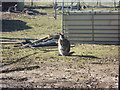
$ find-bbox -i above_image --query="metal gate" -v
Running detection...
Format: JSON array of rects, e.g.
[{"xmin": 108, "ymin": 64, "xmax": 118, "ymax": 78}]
[{"xmin": 63, "ymin": 11, "xmax": 120, "ymax": 44}]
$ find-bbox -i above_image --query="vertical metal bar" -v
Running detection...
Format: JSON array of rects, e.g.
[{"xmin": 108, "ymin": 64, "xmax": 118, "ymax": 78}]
[
  {"xmin": 31, "ymin": 0, "xmax": 33, "ymax": 7},
  {"xmin": 119, "ymin": 1, "xmax": 120, "ymax": 7},
  {"xmin": 0, "ymin": 1, "xmax": 2, "ymax": 33},
  {"xmin": 92, "ymin": 9, "xmax": 94, "ymax": 41},
  {"xmin": 62, "ymin": 0, "xmax": 64, "ymax": 34},
  {"xmin": 0, "ymin": 1, "xmax": 2, "ymax": 69},
  {"xmin": 54, "ymin": 0, "xmax": 57, "ymax": 20},
  {"xmin": 118, "ymin": 8, "xmax": 120, "ymax": 44},
  {"xmin": 114, "ymin": 0, "xmax": 116, "ymax": 8}
]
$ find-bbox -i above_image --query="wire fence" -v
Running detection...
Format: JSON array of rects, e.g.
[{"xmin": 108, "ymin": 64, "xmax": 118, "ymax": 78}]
[{"xmin": 24, "ymin": 0, "xmax": 119, "ymax": 8}]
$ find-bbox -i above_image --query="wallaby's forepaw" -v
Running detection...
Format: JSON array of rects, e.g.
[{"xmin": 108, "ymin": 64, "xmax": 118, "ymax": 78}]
[{"xmin": 69, "ymin": 51, "xmax": 75, "ymax": 55}]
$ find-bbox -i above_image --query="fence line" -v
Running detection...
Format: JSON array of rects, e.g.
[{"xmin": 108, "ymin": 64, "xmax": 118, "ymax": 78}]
[{"xmin": 63, "ymin": 11, "xmax": 120, "ymax": 44}]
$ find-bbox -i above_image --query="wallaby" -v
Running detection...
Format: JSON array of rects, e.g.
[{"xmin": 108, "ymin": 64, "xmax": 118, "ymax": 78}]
[
  {"xmin": 58, "ymin": 33, "xmax": 74, "ymax": 56},
  {"xmin": 8, "ymin": 4, "xmax": 17, "ymax": 12}
]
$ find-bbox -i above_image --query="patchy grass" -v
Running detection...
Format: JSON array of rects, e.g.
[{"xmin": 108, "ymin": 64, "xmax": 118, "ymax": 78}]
[
  {"xmin": 1, "ymin": 7, "xmax": 119, "ymax": 88},
  {"xmin": 1, "ymin": 43, "xmax": 119, "ymax": 70},
  {"xmin": 1, "ymin": 42, "xmax": 119, "ymax": 88},
  {"xmin": 2, "ymin": 11, "xmax": 61, "ymax": 38}
]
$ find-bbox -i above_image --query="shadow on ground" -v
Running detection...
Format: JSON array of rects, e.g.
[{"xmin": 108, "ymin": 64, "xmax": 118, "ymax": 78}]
[
  {"xmin": 0, "ymin": 66, "xmax": 40, "ymax": 73},
  {"xmin": 70, "ymin": 55, "xmax": 101, "ymax": 59},
  {"xmin": 2, "ymin": 20, "xmax": 32, "ymax": 32},
  {"xmin": 1, "ymin": 52, "xmax": 39, "ymax": 67}
]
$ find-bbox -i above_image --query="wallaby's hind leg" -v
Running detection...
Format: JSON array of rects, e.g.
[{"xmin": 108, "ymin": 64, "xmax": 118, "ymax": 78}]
[
  {"xmin": 58, "ymin": 54, "xmax": 62, "ymax": 56},
  {"xmin": 58, "ymin": 52, "xmax": 75, "ymax": 56}
]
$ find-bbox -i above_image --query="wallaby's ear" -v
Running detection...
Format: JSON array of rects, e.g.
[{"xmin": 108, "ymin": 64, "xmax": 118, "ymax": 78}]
[
  {"xmin": 58, "ymin": 33, "xmax": 61, "ymax": 35},
  {"xmin": 57, "ymin": 32, "xmax": 64, "ymax": 35},
  {"xmin": 15, "ymin": 4, "xmax": 17, "ymax": 6}
]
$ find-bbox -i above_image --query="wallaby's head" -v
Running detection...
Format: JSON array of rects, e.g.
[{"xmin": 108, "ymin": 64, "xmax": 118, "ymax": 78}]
[{"xmin": 59, "ymin": 33, "xmax": 64, "ymax": 40}]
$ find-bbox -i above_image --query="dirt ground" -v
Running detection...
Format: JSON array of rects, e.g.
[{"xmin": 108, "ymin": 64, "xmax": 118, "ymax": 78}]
[
  {"xmin": 1, "ymin": 11, "xmax": 119, "ymax": 89},
  {"xmin": 0, "ymin": 44, "xmax": 119, "ymax": 89},
  {"xmin": 0, "ymin": 59, "xmax": 119, "ymax": 88}
]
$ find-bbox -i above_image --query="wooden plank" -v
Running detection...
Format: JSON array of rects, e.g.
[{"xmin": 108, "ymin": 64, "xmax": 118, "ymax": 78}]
[
  {"xmin": 21, "ymin": 34, "xmax": 59, "ymax": 48},
  {"xmin": 21, "ymin": 36, "xmax": 50, "ymax": 48},
  {"xmin": 0, "ymin": 42, "xmax": 20, "ymax": 44}
]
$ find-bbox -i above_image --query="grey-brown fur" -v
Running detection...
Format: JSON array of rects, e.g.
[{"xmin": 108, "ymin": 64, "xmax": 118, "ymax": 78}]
[{"xmin": 58, "ymin": 34, "xmax": 70, "ymax": 56}]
